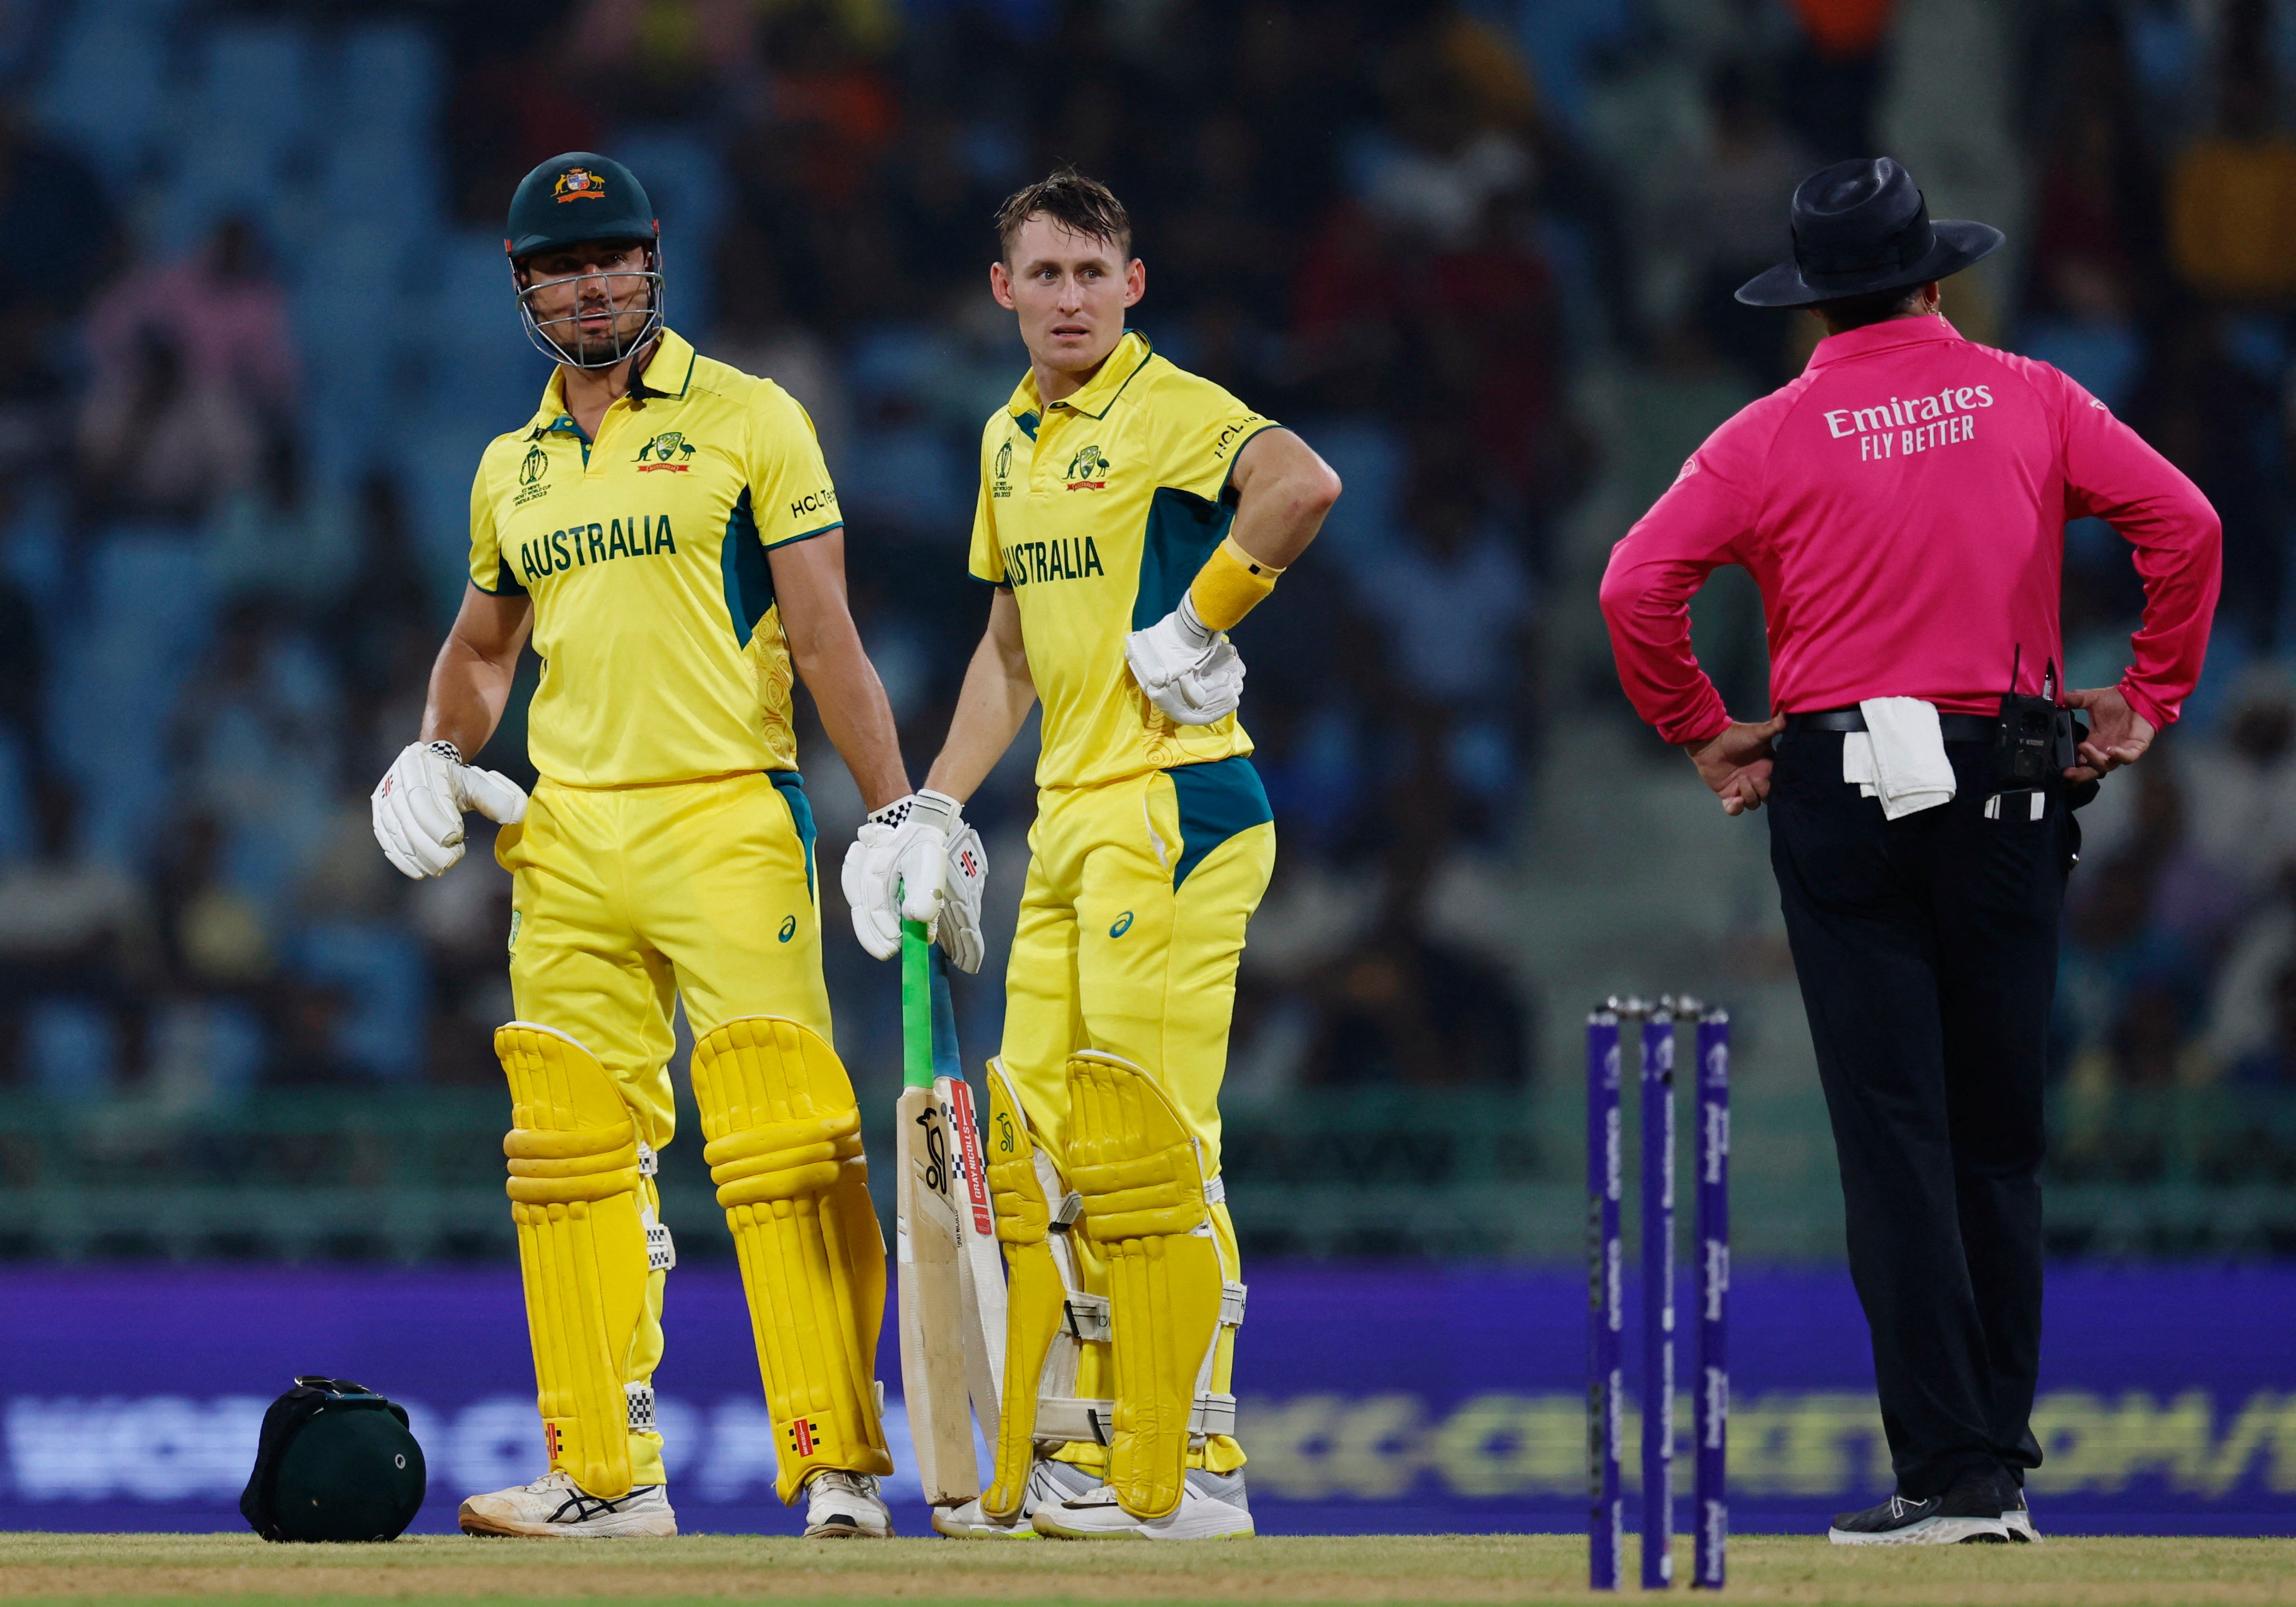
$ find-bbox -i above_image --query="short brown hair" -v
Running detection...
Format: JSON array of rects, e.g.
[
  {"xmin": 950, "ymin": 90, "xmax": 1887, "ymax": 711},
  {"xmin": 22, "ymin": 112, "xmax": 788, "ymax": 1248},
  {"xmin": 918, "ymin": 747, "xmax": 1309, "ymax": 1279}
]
[{"xmin": 994, "ymin": 167, "xmax": 1132, "ymax": 262}]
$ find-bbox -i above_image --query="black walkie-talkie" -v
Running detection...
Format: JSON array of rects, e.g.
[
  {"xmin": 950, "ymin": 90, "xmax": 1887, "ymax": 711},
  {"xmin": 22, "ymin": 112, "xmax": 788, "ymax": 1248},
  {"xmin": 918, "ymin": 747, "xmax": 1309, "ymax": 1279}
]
[{"xmin": 1999, "ymin": 649, "xmax": 2056, "ymax": 786}]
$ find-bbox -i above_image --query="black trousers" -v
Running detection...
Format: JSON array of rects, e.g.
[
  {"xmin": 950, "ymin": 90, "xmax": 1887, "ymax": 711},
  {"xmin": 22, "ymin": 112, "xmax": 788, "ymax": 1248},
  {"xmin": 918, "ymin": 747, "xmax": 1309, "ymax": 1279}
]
[{"xmin": 1767, "ymin": 728, "xmax": 2065, "ymax": 1498}]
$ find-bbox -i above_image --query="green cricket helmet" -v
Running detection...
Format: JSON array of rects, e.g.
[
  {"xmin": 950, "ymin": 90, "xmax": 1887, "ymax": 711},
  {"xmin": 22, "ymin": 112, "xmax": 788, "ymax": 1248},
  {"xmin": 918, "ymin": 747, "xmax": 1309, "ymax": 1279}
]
[
  {"xmin": 505, "ymin": 152, "xmax": 664, "ymax": 370},
  {"xmin": 241, "ymin": 1376, "xmax": 426, "ymax": 1543}
]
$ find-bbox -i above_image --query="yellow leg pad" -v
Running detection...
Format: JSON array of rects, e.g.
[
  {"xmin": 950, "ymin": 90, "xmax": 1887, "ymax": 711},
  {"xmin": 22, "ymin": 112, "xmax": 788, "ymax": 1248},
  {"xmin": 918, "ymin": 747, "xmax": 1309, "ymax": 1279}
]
[
  {"xmin": 497, "ymin": 1023, "xmax": 649, "ymax": 1501},
  {"xmin": 1066, "ymin": 1051, "xmax": 1224, "ymax": 1522},
  {"xmin": 983, "ymin": 1062, "xmax": 1067, "ymax": 1522},
  {"xmin": 691, "ymin": 1015, "xmax": 891, "ymax": 1505}
]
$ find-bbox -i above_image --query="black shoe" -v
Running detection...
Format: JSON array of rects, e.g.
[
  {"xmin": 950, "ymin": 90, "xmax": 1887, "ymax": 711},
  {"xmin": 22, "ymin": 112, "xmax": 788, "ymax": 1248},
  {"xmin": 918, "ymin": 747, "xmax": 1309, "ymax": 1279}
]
[
  {"xmin": 1999, "ymin": 1477, "xmax": 2039, "ymax": 1544},
  {"xmin": 1829, "ymin": 1471, "xmax": 2011, "ymax": 1546}
]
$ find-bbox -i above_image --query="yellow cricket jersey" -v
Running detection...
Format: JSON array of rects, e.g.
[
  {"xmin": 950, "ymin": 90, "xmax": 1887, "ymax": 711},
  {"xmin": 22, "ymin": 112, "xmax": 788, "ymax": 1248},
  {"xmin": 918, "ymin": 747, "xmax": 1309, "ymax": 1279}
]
[
  {"xmin": 468, "ymin": 329, "xmax": 843, "ymax": 787},
  {"xmin": 967, "ymin": 332, "xmax": 1277, "ymax": 790}
]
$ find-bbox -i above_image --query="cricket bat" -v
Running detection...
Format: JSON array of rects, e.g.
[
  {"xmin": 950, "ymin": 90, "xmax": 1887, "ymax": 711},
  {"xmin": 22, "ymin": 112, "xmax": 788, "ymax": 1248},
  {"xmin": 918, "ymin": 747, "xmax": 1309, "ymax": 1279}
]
[
  {"xmin": 932, "ymin": 964, "xmax": 1007, "ymax": 1432},
  {"xmin": 896, "ymin": 917, "xmax": 978, "ymax": 1506}
]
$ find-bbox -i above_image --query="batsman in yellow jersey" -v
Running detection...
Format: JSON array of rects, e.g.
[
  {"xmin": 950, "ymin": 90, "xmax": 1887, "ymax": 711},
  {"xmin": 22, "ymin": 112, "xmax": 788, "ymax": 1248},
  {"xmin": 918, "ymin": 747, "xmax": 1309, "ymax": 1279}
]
[
  {"xmin": 368, "ymin": 153, "xmax": 976, "ymax": 1540},
  {"xmin": 918, "ymin": 169, "xmax": 1342, "ymax": 1540}
]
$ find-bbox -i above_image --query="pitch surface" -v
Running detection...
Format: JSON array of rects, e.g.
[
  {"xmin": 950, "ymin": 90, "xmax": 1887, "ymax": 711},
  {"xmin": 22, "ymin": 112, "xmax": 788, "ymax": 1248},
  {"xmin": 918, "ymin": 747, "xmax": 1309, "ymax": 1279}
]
[{"xmin": 3, "ymin": 1533, "xmax": 2292, "ymax": 1605}]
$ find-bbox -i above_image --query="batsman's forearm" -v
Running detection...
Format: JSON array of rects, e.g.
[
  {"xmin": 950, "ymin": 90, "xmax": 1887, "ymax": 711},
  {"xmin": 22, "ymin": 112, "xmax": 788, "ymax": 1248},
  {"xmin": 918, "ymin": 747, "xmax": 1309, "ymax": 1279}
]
[
  {"xmin": 420, "ymin": 637, "xmax": 518, "ymax": 759},
  {"xmin": 925, "ymin": 635, "xmax": 1035, "ymax": 803},
  {"xmin": 797, "ymin": 635, "xmax": 911, "ymax": 813}
]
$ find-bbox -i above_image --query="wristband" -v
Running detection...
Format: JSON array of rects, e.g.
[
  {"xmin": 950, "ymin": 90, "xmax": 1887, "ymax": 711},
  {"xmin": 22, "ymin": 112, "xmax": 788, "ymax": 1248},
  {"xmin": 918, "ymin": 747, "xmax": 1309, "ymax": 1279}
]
[
  {"xmin": 1187, "ymin": 536, "xmax": 1283, "ymax": 632},
  {"xmin": 426, "ymin": 740, "xmax": 464, "ymax": 766}
]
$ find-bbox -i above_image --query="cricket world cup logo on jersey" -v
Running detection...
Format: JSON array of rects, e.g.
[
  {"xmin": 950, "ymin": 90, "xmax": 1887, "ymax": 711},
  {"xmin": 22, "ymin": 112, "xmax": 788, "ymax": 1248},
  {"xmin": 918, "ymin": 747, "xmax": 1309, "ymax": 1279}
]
[
  {"xmin": 991, "ymin": 438, "xmax": 1015, "ymax": 499},
  {"xmin": 515, "ymin": 444, "xmax": 551, "ymax": 506},
  {"xmin": 636, "ymin": 432, "xmax": 696, "ymax": 472},
  {"xmin": 1064, "ymin": 443, "xmax": 1110, "ymax": 490}
]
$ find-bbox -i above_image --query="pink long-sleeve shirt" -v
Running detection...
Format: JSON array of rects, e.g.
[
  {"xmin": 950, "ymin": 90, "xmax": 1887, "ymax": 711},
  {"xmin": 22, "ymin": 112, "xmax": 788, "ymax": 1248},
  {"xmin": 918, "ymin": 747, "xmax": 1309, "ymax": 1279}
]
[{"xmin": 1599, "ymin": 315, "xmax": 2222, "ymax": 745}]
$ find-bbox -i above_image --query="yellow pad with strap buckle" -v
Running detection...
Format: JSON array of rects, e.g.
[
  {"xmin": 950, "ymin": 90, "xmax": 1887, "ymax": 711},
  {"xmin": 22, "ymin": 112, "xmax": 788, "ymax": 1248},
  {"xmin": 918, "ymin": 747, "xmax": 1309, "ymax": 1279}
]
[
  {"xmin": 981, "ymin": 1059, "xmax": 1071, "ymax": 1522},
  {"xmin": 497, "ymin": 1023, "xmax": 650, "ymax": 1501},
  {"xmin": 691, "ymin": 1015, "xmax": 891, "ymax": 1504},
  {"xmin": 1066, "ymin": 1049, "xmax": 1225, "ymax": 1521}
]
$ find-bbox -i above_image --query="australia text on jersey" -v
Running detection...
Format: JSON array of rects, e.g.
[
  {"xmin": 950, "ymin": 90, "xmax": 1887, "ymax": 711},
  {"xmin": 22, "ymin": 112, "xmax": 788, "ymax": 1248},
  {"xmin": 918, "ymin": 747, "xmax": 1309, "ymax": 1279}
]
[
  {"xmin": 1825, "ymin": 383, "xmax": 1995, "ymax": 463},
  {"xmin": 1002, "ymin": 536, "xmax": 1105, "ymax": 587},
  {"xmin": 517, "ymin": 515, "xmax": 679, "ymax": 582}
]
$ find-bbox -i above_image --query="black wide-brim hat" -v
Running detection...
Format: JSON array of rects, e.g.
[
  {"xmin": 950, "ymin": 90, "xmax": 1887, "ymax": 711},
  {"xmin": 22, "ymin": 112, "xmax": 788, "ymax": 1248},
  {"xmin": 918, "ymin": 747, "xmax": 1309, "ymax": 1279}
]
[{"xmin": 1736, "ymin": 157, "xmax": 2003, "ymax": 309}]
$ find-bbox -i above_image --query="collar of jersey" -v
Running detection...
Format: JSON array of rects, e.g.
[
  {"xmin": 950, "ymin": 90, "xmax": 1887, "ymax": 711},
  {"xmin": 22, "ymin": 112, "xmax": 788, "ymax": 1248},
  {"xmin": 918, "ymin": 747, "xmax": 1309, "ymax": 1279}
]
[
  {"xmin": 529, "ymin": 327, "xmax": 698, "ymax": 437},
  {"xmin": 1007, "ymin": 329, "xmax": 1154, "ymax": 426},
  {"xmin": 1806, "ymin": 313, "xmax": 1963, "ymax": 372}
]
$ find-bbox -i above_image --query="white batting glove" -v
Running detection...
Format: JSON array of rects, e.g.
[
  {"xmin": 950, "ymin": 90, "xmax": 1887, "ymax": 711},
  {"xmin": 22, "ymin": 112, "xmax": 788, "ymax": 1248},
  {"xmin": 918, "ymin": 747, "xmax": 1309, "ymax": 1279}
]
[
  {"xmin": 838, "ymin": 789, "xmax": 959, "ymax": 960},
  {"xmin": 1125, "ymin": 594, "xmax": 1245, "ymax": 725},
  {"xmin": 370, "ymin": 740, "xmax": 529, "ymax": 881},
  {"xmin": 937, "ymin": 824, "xmax": 989, "ymax": 974}
]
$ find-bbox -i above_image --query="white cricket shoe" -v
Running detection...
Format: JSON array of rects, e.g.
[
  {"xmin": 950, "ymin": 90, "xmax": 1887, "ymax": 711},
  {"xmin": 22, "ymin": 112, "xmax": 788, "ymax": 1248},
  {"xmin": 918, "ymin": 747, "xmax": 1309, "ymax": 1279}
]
[
  {"xmin": 457, "ymin": 1469, "xmax": 677, "ymax": 1537},
  {"xmin": 1031, "ymin": 1466, "xmax": 1255, "ymax": 1540},
  {"xmin": 930, "ymin": 1459, "xmax": 1098, "ymax": 1537},
  {"xmin": 2002, "ymin": 1484, "xmax": 2042, "ymax": 1543},
  {"xmin": 803, "ymin": 1469, "xmax": 894, "ymax": 1538}
]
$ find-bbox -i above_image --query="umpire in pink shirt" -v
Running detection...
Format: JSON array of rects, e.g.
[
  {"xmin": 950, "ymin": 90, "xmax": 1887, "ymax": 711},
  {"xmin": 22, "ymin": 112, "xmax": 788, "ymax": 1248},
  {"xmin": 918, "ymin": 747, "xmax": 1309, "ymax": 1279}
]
[{"xmin": 1601, "ymin": 159, "xmax": 2221, "ymax": 1545}]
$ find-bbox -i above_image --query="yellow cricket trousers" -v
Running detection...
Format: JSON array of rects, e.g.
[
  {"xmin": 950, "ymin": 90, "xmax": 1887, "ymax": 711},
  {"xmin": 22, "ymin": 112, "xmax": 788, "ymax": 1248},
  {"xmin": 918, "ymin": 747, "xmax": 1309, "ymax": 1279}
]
[
  {"xmin": 494, "ymin": 768, "xmax": 831, "ymax": 1485},
  {"xmin": 999, "ymin": 755, "xmax": 1276, "ymax": 1474}
]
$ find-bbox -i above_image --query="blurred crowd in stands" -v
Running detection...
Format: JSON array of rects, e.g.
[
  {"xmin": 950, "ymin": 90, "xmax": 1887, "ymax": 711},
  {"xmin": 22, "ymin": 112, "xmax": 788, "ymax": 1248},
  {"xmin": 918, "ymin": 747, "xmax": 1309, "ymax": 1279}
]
[{"xmin": 0, "ymin": 0, "xmax": 2292, "ymax": 1129}]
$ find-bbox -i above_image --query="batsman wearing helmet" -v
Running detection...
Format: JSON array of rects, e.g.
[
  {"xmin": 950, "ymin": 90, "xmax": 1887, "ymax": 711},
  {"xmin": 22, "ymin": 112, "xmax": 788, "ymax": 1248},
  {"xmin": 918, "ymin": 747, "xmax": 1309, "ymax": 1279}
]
[
  {"xmin": 917, "ymin": 169, "xmax": 1341, "ymax": 1540},
  {"xmin": 369, "ymin": 153, "xmax": 953, "ymax": 1540}
]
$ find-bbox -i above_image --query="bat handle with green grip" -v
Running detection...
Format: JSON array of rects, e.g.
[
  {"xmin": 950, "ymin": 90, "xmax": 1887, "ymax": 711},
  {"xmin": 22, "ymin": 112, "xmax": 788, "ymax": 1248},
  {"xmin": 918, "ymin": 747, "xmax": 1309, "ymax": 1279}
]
[{"xmin": 901, "ymin": 915, "xmax": 934, "ymax": 1091}]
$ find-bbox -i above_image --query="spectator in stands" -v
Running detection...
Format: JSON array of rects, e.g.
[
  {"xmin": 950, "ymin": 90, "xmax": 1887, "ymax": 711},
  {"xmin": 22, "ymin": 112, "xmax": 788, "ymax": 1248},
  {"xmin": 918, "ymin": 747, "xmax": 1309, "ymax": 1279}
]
[
  {"xmin": 0, "ymin": 551, "xmax": 40, "ymax": 761},
  {"xmin": 1779, "ymin": 0, "xmax": 1893, "ymax": 158},
  {"xmin": 1357, "ymin": 10, "xmax": 1534, "ymax": 252},
  {"xmin": 2229, "ymin": 961, "xmax": 2296, "ymax": 1087},
  {"xmin": 0, "ymin": 779, "xmax": 152, "ymax": 1078},
  {"xmin": 327, "ymin": 477, "xmax": 437, "ymax": 702},
  {"xmin": 1675, "ymin": 65, "xmax": 1814, "ymax": 389},
  {"xmin": 2017, "ymin": 258, "xmax": 2145, "ymax": 418},
  {"xmin": 1422, "ymin": 188, "xmax": 1573, "ymax": 513},
  {"xmin": 169, "ymin": 599, "xmax": 343, "ymax": 915},
  {"xmin": 2167, "ymin": 47, "xmax": 2296, "ymax": 305},
  {"xmin": 2028, "ymin": 43, "xmax": 2160, "ymax": 319},
  {"xmin": 205, "ymin": 428, "xmax": 355, "ymax": 605},
  {"xmin": 1345, "ymin": 455, "xmax": 1535, "ymax": 832},
  {"xmin": 2126, "ymin": 313, "xmax": 2284, "ymax": 647},
  {"xmin": 75, "ymin": 324, "xmax": 260, "ymax": 524},
  {"xmin": 569, "ymin": 0, "xmax": 761, "ymax": 117},
  {"xmin": 442, "ymin": 21, "xmax": 599, "ymax": 224},
  {"xmin": 709, "ymin": 227, "xmax": 852, "ymax": 470},
  {"xmin": 0, "ymin": 103, "xmax": 118, "ymax": 323},
  {"xmin": 86, "ymin": 216, "xmax": 298, "ymax": 415},
  {"xmin": 0, "ymin": 305, "xmax": 72, "ymax": 485},
  {"xmin": 154, "ymin": 810, "xmax": 273, "ymax": 998}
]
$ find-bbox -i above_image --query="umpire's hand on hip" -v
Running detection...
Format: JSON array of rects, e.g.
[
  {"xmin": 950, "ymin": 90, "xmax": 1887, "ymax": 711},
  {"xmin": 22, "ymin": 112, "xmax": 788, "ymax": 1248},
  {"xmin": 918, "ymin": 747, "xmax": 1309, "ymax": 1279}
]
[
  {"xmin": 2061, "ymin": 686, "xmax": 2156, "ymax": 783},
  {"xmin": 371, "ymin": 739, "xmax": 530, "ymax": 879},
  {"xmin": 1683, "ymin": 714, "xmax": 1787, "ymax": 817}
]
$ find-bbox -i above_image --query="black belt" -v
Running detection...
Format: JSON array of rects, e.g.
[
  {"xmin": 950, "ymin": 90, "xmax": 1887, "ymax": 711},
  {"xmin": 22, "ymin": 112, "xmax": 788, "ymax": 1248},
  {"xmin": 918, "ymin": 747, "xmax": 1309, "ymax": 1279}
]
[{"xmin": 1786, "ymin": 707, "xmax": 1999, "ymax": 744}]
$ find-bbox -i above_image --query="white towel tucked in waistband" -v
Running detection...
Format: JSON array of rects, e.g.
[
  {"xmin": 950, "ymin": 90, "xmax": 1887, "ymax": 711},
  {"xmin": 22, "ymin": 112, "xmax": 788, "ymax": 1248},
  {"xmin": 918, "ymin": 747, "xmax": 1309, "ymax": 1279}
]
[{"xmin": 1841, "ymin": 697, "xmax": 1956, "ymax": 819}]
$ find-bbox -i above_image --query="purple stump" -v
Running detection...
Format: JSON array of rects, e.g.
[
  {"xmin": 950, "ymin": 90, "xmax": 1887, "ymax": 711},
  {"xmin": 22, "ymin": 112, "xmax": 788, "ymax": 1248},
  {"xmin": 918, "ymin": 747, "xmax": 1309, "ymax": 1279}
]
[
  {"xmin": 1640, "ymin": 1005, "xmax": 1675, "ymax": 1589},
  {"xmin": 1694, "ymin": 1009, "xmax": 1731, "ymax": 1589},
  {"xmin": 1587, "ymin": 1005, "xmax": 1624, "ymax": 1590}
]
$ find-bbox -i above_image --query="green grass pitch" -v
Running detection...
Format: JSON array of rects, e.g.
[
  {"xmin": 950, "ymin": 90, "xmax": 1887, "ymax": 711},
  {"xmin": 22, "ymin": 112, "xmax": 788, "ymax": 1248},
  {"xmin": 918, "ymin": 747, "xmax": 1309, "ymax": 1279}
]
[{"xmin": 3, "ymin": 1533, "xmax": 2293, "ymax": 1605}]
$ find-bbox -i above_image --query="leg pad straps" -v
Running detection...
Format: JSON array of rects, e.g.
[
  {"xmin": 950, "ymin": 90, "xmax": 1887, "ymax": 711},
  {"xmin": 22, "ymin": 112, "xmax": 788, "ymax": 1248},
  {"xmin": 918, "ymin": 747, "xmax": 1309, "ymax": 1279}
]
[
  {"xmin": 497, "ymin": 1023, "xmax": 651, "ymax": 1501},
  {"xmin": 692, "ymin": 1014, "xmax": 890, "ymax": 1505},
  {"xmin": 1067, "ymin": 1049, "xmax": 1230, "ymax": 1522}
]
